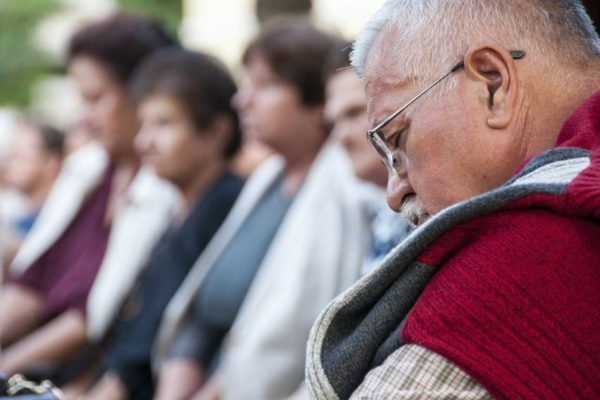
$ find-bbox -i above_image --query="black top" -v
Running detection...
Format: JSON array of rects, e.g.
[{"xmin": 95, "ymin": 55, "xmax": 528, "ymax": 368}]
[
  {"xmin": 102, "ymin": 172, "xmax": 244, "ymax": 400},
  {"xmin": 168, "ymin": 176, "xmax": 293, "ymax": 368}
]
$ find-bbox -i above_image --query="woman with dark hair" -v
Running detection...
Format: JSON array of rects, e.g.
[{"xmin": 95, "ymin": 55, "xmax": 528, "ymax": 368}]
[
  {"xmin": 153, "ymin": 18, "xmax": 369, "ymax": 400},
  {"xmin": 0, "ymin": 14, "xmax": 177, "ymax": 377},
  {"xmin": 69, "ymin": 48, "xmax": 244, "ymax": 400}
]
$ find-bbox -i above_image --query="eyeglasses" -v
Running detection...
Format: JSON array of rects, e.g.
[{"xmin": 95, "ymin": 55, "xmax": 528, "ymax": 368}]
[{"xmin": 366, "ymin": 50, "xmax": 525, "ymax": 173}]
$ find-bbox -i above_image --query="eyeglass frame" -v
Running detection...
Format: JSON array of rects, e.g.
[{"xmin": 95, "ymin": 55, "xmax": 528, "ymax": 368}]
[{"xmin": 366, "ymin": 50, "xmax": 526, "ymax": 173}]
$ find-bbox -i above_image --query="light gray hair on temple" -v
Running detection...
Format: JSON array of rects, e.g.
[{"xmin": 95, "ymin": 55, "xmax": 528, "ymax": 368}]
[{"xmin": 351, "ymin": 0, "xmax": 600, "ymax": 86}]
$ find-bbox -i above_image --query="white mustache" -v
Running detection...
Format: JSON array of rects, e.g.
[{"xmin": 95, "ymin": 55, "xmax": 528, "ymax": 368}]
[{"xmin": 399, "ymin": 195, "xmax": 428, "ymax": 227}]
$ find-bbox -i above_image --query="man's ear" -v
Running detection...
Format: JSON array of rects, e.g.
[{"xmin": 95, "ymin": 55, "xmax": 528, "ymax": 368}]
[{"xmin": 463, "ymin": 43, "xmax": 519, "ymax": 129}]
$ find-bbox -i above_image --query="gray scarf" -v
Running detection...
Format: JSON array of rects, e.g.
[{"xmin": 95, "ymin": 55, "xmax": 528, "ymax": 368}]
[{"xmin": 306, "ymin": 148, "xmax": 591, "ymax": 399}]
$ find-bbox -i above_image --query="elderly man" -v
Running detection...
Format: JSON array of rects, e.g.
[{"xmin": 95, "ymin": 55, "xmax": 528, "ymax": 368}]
[
  {"xmin": 306, "ymin": 1, "xmax": 600, "ymax": 399},
  {"xmin": 324, "ymin": 42, "xmax": 412, "ymax": 275}
]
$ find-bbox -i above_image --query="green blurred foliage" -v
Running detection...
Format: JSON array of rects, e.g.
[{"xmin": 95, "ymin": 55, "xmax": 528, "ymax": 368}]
[
  {"xmin": 0, "ymin": 0, "xmax": 60, "ymax": 107},
  {"xmin": 0, "ymin": 0, "xmax": 181, "ymax": 108},
  {"xmin": 120, "ymin": 0, "xmax": 181, "ymax": 38}
]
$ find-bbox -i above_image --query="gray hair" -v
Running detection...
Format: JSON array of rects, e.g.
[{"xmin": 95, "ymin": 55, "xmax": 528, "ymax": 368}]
[{"xmin": 351, "ymin": 0, "xmax": 600, "ymax": 85}]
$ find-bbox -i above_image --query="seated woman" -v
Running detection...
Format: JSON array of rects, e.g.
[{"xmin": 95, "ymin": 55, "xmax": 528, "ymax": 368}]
[
  {"xmin": 71, "ymin": 48, "xmax": 244, "ymax": 400},
  {"xmin": 153, "ymin": 18, "xmax": 370, "ymax": 400},
  {"xmin": 0, "ymin": 14, "xmax": 177, "ymax": 377},
  {"xmin": 1, "ymin": 121, "xmax": 64, "ymax": 268}
]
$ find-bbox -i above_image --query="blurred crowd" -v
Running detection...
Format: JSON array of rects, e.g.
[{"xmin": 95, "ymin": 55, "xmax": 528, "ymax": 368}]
[{"xmin": 0, "ymin": 12, "xmax": 410, "ymax": 400}]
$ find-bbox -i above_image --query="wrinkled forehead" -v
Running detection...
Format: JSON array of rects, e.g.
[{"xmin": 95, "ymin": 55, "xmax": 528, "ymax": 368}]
[
  {"xmin": 365, "ymin": 28, "xmax": 399, "ymax": 81},
  {"xmin": 363, "ymin": 26, "xmax": 413, "ymax": 95},
  {"xmin": 363, "ymin": 29, "xmax": 412, "ymax": 126}
]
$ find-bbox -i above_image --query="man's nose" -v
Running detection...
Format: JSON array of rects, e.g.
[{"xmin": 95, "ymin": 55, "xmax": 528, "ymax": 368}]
[
  {"xmin": 385, "ymin": 157, "xmax": 410, "ymax": 212},
  {"xmin": 386, "ymin": 174, "xmax": 404, "ymax": 212}
]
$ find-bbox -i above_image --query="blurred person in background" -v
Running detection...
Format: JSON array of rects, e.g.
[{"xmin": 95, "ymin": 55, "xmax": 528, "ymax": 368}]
[
  {"xmin": 63, "ymin": 123, "xmax": 95, "ymax": 157},
  {"xmin": 0, "ymin": 14, "xmax": 178, "ymax": 379},
  {"xmin": 69, "ymin": 48, "xmax": 246, "ymax": 400},
  {"xmin": 1, "ymin": 121, "xmax": 64, "ymax": 269},
  {"xmin": 229, "ymin": 139, "xmax": 272, "ymax": 179},
  {"xmin": 152, "ymin": 18, "xmax": 369, "ymax": 400},
  {"xmin": 324, "ymin": 41, "xmax": 412, "ymax": 276}
]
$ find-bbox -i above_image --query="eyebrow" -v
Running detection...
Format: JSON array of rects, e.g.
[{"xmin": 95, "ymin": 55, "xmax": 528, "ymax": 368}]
[
  {"xmin": 366, "ymin": 71, "xmax": 413, "ymax": 91},
  {"xmin": 365, "ymin": 73, "xmax": 409, "ymax": 97},
  {"xmin": 367, "ymin": 74, "xmax": 424, "ymax": 132},
  {"xmin": 369, "ymin": 118, "xmax": 398, "ymax": 133},
  {"xmin": 370, "ymin": 118, "xmax": 384, "ymax": 130},
  {"xmin": 370, "ymin": 114, "xmax": 408, "ymax": 134}
]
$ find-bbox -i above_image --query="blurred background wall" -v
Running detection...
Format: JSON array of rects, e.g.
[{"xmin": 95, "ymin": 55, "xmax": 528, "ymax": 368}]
[
  {"xmin": 0, "ymin": 0, "xmax": 598, "ymax": 146},
  {"xmin": 0, "ymin": 0, "xmax": 385, "ymax": 136}
]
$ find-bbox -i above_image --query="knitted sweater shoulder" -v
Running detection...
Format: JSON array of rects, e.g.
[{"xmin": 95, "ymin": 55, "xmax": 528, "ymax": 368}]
[
  {"xmin": 404, "ymin": 92, "xmax": 600, "ymax": 400},
  {"xmin": 404, "ymin": 192, "xmax": 600, "ymax": 399}
]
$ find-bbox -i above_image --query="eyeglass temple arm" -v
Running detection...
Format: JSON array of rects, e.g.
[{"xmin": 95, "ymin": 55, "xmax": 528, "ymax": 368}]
[
  {"xmin": 451, "ymin": 50, "xmax": 526, "ymax": 73},
  {"xmin": 370, "ymin": 50, "xmax": 525, "ymax": 133},
  {"xmin": 372, "ymin": 70, "xmax": 455, "ymax": 131}
]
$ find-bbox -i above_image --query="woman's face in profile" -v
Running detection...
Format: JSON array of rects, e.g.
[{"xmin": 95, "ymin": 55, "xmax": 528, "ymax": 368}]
[
  {"xmin": 68, "ymin": 55, "xmax": 139, "ymax": 160},
  {"xmin": 135, "ymin": 94, "xmax": 220, "ymax": 188},
  {"xmin": 232, "ymin": 55, "xmax": 310, "ymax": 153},
  {"xmin": 4, "ymin": 124, "xmax": 60, "ymax": 196}
]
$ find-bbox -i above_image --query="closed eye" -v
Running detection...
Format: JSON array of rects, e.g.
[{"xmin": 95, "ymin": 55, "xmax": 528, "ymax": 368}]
[{"xmin": 382, "ymin": 126, "xmax": 407, "ymax": 150}]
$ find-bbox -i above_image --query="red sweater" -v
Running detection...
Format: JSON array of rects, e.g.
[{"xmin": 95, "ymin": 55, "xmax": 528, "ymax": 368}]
[{"xmin": 404, "ymin": 91, "xmax": 600, "ymax": 399}]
